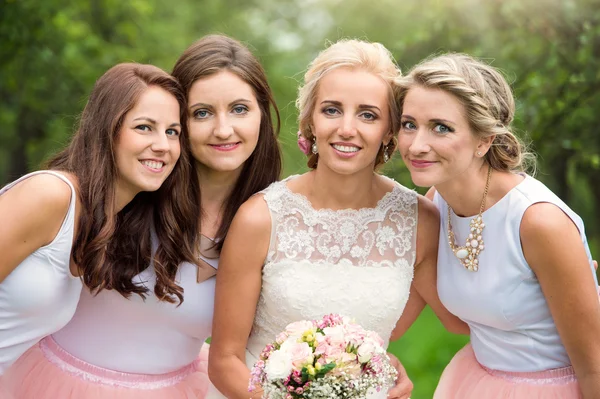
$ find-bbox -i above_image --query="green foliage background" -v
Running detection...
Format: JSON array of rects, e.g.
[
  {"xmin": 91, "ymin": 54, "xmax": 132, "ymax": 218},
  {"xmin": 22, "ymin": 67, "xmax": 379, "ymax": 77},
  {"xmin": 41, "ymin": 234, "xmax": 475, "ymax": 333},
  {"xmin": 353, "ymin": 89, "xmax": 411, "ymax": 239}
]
[{"xmin": 1, "ymin": 0, "xmax": 598, "ymax": 397}]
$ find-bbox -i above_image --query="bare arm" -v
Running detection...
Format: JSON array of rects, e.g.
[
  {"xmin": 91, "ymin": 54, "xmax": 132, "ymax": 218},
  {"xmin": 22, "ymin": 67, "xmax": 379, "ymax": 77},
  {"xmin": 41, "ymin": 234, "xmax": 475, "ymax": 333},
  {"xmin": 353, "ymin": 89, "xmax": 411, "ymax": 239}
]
[
  {"xmin": 0, "ymin": 174, "xmax": 73, "ymax": 283},
  {"xmin": 521, "ymin": 203, "xmax": 600, "ymax": 398},
  {"xmin": 208, "ymin": 195, "xmax": 271, "ymax": 398},
  {"xmin": 391, "ymin": 195, "xmax": 469, "ymax": 340}
]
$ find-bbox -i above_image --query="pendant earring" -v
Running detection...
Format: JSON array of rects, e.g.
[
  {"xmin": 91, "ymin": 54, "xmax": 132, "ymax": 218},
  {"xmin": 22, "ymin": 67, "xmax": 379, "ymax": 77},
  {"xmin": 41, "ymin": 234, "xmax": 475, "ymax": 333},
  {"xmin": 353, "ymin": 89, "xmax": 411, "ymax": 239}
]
[
  {"xmin": 311, "ymin": 139, "xmax": 318, "ymax": 155},
  {"xmin": 383, "ymin": 147, "xmax": 390, "ymax": 163}
]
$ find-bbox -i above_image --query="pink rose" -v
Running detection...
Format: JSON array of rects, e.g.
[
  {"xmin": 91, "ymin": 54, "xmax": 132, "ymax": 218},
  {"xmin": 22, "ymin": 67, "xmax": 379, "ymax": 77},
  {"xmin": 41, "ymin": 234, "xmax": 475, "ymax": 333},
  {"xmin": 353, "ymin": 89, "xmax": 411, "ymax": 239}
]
[
  {"xmin": 357, "ymin": 341, "xmax": 376, "ymax": 363},
  {"xmin": 343, "ymin": 324, "xmax": 366, "ymax": 347},
  {"xmin": 322, "ymin": 325, "xmax": 345, "ymax": 347},
  {"xmin": 288, "ymin": 342, "xmax": 314, "ymax": 369},
  {"xmin": 315, "ymin": 341, "xmax": 345, "ymax": 365},
  {"xmin": 285, "ymin": 320, "xmax": 315, "ymax": 337},
  {"xmin": 296, "ymin": 131, "xmax": 311, "ymax": 155},
  {"xmin": 365, "ymin": 330, "xmax": 385, "ymax": 347}
]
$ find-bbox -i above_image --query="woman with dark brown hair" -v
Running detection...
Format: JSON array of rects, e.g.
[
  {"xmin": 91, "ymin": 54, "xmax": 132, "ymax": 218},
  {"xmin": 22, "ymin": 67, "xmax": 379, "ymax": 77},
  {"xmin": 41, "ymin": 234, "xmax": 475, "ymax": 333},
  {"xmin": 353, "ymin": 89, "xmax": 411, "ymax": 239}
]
[
  {"xmin": 4, "ymin": 34, "xmax": 282, "ymax": 399},
  {"xmin": 2, "ymin": 62, "xmax": 200, "ymax": 398},
  {"xmin": 172, "ymin": 30, "xmax": 282, "ymax": 371}
]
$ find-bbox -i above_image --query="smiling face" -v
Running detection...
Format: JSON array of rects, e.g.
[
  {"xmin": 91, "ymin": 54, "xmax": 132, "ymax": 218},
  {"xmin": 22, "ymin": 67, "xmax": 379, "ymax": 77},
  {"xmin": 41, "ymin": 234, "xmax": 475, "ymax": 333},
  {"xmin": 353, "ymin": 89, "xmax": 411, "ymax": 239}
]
[
  {"xmin": 187, "ymin": 70, "xmax": 261, "ymax": 176},
  {"xmin": 114, "ymin": 85, "xmax": 182, "ymax": 198},
  {"xmin": 397, "ymin": 85, "xmax": 484, "ymax": 187},
  {"xmin": 311, "ymin": 67, "xmax": 391, "ymax": 176}
]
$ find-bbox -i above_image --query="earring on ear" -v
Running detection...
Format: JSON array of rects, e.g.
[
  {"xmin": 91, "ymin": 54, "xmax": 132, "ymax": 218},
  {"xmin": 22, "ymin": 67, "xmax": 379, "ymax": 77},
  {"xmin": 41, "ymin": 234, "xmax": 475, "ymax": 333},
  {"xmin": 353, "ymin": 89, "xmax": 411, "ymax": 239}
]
[
  {"xmin": 311, "ymin": 138, "xmax": 318, "ymax": 155},
  {"xmin": 383, "ymin": 143, "xmax": 390, "ymax": 163},
  {"xmin": 477, "ymin": 151, "xmax": 482, "ymax": 156}
]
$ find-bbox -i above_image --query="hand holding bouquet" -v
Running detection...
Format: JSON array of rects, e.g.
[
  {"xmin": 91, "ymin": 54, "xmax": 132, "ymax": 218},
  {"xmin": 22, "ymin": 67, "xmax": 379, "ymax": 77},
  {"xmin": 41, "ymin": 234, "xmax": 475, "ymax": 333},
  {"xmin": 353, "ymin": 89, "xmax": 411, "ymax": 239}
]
[{"xmin": 249, "ymin": 314, "xmax": 398, "ymax": 399}]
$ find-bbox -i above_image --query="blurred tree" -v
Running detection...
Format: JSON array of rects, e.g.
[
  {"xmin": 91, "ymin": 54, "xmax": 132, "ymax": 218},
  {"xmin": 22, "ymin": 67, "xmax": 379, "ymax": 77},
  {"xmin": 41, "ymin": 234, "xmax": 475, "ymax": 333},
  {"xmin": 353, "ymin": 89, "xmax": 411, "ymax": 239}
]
[{"xmin": 1, "ymin": 0, "xmax": 599, "ymax": 396}]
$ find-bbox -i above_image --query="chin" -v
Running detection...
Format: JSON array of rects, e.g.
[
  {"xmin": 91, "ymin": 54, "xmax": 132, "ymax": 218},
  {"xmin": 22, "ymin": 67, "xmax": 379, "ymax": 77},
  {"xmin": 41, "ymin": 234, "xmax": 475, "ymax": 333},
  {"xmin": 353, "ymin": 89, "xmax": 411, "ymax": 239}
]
[
  {"xmin": 214, "ymin": 163, "xmax": 245, "ymax": 173},
  {"xmin": 408, "ymin": 172, "xmax": 439, "ymax": 188},
  {"xmin": 323, "ymin": 159, "xmax": 370, "ymax": 176},
  {"xmin": 138, "ymin": 177, "xmax": 169, "ymax": 193}
]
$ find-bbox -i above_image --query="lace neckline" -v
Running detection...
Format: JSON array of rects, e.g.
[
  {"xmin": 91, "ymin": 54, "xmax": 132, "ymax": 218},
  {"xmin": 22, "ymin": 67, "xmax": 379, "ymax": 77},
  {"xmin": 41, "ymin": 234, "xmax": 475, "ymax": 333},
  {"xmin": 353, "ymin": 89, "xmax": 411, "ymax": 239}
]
[{"xmin": 279, "ymin": 174, "xmax": 400, "ymax": 215}]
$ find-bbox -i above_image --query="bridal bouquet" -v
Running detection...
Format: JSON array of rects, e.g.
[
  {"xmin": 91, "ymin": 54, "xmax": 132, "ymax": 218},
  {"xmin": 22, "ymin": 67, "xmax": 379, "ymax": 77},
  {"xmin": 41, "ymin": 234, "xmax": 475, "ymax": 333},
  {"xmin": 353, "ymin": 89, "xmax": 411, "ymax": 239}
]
[{"xmin": 248, "ymin": 314, "xmax": 398, "ymax": 399}]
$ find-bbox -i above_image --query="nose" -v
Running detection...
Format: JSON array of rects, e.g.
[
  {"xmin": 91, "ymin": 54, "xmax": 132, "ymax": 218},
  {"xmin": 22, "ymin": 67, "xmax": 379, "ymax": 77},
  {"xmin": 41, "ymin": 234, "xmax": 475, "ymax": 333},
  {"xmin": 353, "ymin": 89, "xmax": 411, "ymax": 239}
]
[
  {"xmin": 214, "ymin": 114, "xmax": 234, "ymax": 139},
  {"xmin": 338, "ymin": 114, "xmax": 357, "ymax": 138},
  {"xmin": 408, "ymin": 128, "xmax": 431, "ymax": 155},
  {"xmin": 151, "ymin": 129, "xmax": 171, "ymax": 153}
]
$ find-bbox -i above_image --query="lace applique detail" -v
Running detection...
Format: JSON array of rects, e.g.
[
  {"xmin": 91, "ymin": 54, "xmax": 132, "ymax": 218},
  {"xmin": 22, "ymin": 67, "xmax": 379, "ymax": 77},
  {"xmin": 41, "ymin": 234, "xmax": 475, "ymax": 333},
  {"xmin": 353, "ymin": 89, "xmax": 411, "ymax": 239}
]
[{"xmin": 262, "ymin": 176, "xmax": 417, "ymax": 267}]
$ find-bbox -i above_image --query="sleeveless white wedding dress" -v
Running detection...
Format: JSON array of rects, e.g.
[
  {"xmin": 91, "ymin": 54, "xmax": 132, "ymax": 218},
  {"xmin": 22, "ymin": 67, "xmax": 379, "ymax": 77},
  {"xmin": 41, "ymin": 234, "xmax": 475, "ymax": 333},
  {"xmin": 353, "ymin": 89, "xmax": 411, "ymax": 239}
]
[{"xmin": 207, "ymin": 176, "xmax": 418, "ymax": 398}]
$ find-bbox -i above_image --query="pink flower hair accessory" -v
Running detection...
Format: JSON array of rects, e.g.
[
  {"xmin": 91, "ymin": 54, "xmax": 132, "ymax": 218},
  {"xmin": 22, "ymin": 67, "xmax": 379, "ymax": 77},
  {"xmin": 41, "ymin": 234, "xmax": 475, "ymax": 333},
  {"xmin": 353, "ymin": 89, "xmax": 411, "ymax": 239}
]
[{"xmin": 296, "ymin": 131, "xmax": 311, "ymax": 155}]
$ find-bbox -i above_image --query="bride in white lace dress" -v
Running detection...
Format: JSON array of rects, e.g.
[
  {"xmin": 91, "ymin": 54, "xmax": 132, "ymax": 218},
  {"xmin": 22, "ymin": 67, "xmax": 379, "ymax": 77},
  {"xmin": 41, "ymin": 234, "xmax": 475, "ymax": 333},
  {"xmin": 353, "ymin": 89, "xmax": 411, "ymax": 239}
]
[{"xmin": 207, "ymin": 39, "xmax": 467, "ymax": 399}]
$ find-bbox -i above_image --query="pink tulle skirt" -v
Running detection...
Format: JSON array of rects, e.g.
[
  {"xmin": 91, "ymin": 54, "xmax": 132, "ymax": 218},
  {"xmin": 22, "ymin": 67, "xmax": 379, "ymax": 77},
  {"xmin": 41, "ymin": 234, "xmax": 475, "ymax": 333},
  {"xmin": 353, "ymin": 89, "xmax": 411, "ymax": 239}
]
[
  {"xmin": 2, "ymin": 337, "xmax": 211, "ymax": 399},
  {"xmin": 0, "ymin": 376, "xmax": 14, "ymax": 399},
  {"xmin": 434, "ymin": 344, "xmax": 582, "ymax": 399}
]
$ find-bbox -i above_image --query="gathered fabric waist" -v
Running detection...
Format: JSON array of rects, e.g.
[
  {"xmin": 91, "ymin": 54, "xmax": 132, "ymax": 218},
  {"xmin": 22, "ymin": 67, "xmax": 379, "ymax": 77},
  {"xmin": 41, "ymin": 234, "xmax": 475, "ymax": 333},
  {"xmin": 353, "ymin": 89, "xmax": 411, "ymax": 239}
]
[
  {"xmin": 40, "ymin": 336, "xmax": 200, "ymax": 389},
  {"xmin": 481, "ymin": 362, "xmax": 576, "ymax": 385}
]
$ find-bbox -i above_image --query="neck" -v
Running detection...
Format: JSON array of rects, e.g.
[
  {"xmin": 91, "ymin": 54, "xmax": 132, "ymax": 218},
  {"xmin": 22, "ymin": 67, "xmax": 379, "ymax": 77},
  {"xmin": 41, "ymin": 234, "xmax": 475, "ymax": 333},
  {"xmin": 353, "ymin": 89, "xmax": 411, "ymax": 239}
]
[
  {"xmin": 196, "ymin": 164, "xmax": 241, "ymax": 235},
  {"xmin": 309, "ymin": 165, "xmax": 380, "ymax": 210},
  {"xmin": 113, "ymin": 184, "xmax": 136, "ymax": 215},
  {"xmin": 435, "ymin": 163, "xmax": 491, "ymax": 217}
]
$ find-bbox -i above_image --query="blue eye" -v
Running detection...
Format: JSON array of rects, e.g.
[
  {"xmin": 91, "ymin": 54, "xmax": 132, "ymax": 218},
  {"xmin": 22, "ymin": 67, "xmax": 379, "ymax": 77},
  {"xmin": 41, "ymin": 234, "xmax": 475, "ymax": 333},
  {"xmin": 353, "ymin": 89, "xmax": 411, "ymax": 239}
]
[
  {"xmin": 232, "ymin": 105, "xmax": 248, "ymax": 115},
  {"xmin": 360, "ymin": 112, "xmax": 377, "ymax": 121},
  {"xmin": 136, "ymin": 124, "xmax": 151, "ymax": 132},
  {"xmin": 323, "ymin": 107, "xmax": 340, "ymax": 116},
  {"xmin": 401, "ymin": 121, "xmax": 416, "ymax": 130},
  {"xmin": 194, "ymin": 109, "xmax": 211, "ymax": 119},
  {"xmin": 433, "ymin": 124, "xmax": 452, "ymax": 134},
  {"xmin": 166, "ymin": 128, "xmax": 180, "ymax": 137}
]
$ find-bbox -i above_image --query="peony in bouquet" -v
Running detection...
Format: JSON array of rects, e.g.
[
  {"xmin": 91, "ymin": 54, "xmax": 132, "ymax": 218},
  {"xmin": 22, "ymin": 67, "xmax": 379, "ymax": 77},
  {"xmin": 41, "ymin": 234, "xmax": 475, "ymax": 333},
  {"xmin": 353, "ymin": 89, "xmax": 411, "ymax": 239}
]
[{"xmin": 249, "ymin": 314, "xmax": 398, "ymax": 399}]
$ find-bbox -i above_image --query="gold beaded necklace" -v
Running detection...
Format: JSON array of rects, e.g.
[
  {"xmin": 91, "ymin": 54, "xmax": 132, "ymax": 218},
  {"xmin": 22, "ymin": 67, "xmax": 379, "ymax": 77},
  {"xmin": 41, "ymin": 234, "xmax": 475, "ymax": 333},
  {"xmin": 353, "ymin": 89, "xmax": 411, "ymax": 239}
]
[{"xmin": 447, "ymin": 165, "xmax": 492, "ymax": 272}]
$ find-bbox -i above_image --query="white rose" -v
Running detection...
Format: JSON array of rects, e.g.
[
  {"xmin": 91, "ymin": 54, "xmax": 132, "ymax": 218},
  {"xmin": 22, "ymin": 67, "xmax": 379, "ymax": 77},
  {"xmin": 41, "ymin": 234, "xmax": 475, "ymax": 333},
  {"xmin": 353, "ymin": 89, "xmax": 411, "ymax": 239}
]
[
  {"xmin": 357, "ymin": 341, "xmax": 376, "ymax": 363},
  {"xmin": 264, "ymin": 349, "xmax": 293, "ymax": 381}
]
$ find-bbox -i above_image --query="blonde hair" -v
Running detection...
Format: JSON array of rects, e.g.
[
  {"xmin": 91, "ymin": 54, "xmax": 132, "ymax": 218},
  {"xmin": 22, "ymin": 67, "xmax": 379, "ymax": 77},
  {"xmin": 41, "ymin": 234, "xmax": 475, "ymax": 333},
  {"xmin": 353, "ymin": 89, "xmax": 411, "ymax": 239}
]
[
  {"xmin": 397, "ymin": 53, "xmax": 535, "ymax": 173},
  {"xmin": 296, "ymin": 39, "xmax": 402, "ymax": 169}
]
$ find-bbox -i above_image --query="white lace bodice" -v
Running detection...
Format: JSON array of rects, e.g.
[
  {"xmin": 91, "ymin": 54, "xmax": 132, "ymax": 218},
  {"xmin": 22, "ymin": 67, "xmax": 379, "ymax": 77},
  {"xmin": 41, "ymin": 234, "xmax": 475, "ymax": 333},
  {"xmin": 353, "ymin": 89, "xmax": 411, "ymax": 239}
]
[{"xmin": 246, "ymin": 176, "xmax": 418, "ymax": 364}]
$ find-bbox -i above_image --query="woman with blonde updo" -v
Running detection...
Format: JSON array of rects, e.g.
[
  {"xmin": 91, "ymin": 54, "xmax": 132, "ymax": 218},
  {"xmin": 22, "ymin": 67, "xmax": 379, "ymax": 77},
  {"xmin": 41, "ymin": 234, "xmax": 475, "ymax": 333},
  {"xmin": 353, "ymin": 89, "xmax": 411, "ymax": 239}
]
[
  {"xmin": 208, "ymin": 39, "xmax": 467, "ymax": 399},
  {"xmin": 396, "ymin": 53, "xmax": 600, "ymax": 398}
]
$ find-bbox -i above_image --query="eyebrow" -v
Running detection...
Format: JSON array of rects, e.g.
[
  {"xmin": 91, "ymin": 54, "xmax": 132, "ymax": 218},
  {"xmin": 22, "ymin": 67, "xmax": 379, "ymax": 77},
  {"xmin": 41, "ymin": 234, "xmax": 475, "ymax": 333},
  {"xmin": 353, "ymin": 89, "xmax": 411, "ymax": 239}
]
[
  {"xmin": 401, "ymin": 114, "xmax": 456, "ymax": 126},
  {"xmin": 431, "ymin": 118, "xmax": 456, "ymax": 126},
  {"xmin": 133, "ymin": 117, "xmax": 181, "ymax": 128},
  {"xmin": 189, "ymin": 98, "xmax": 253, "ymax": 109},
  {"xmin": 320, "ymin": 100, "xmax": 382, "ymax": 112}
]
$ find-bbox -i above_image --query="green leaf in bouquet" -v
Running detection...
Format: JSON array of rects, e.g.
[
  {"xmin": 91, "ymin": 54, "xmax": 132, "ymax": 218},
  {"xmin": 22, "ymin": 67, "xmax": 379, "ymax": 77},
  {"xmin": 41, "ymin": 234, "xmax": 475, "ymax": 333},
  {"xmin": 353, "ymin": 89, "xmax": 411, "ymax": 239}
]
[
  {"xmin": 301, "ymin": 367, "xmax": 312, "ymax": 382},
  {"xmin": 346, "ymin": 342, "xmax": 358, "ymax": 354},
  {"xmin": 315, "ymin": 362, "xmax": 336, "ymax": 378}
]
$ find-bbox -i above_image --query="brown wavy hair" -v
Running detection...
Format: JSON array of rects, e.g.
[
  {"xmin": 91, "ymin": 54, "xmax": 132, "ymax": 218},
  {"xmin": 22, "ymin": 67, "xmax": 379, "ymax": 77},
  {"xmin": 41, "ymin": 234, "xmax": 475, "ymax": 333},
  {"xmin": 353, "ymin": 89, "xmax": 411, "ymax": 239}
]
[
  {"xmin": 172, "ymin": 34, "xmax": 282, "ymax": 250},
  {"xmin": 48, "ymin": 63, "xmax": 199, "ymax": 304}
]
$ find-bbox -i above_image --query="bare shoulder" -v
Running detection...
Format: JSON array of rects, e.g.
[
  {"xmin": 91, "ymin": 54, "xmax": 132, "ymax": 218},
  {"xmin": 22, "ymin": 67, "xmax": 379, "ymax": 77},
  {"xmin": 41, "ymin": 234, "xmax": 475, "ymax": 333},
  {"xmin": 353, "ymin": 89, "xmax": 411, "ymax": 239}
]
[
  {"xmin": 520, "ymin": 202, "xmax": 575, "ymax": 239},
  {"xmin": 1, "ymin": 173, "xmax": 74, "ymax": 213},
  {"xmin": 219, "ymin": 193, "xmax": 272, "ymax": 273},
  {"xmin": 230, "ymin": 193, "xmax": 272, "ymax": 234},
  {"xmin": 0, "ymin": 172, "xmax": 76, "ymax": 251},
  {"xmin": 520, "ymin": 202, "xmax": 587, "ymax": 277}
]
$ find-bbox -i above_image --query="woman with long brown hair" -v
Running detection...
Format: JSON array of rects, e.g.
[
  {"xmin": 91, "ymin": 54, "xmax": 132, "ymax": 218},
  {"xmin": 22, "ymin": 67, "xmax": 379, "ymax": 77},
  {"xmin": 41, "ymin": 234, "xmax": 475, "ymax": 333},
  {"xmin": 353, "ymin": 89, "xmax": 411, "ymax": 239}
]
[
  {"xmin": 2, "ymin": 62, "xmax": 199, "ymax": 397},
  {"xmin": 4, "ymin": 34, "xmax": 282, "ymax": 399}
]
